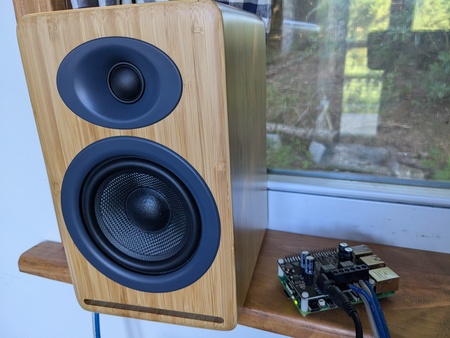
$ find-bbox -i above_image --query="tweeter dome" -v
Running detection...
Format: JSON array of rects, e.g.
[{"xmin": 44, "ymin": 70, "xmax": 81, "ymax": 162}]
[
  {"xmin": 57, "ymin": 36, "xmax": 182, "ymax": 129},
  {"xmin": 16, "ymin": 0, "xmax": 267, "ymax": 330}
]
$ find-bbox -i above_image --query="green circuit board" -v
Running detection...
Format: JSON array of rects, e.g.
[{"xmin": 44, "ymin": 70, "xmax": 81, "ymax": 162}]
[{"xmin": 277, "ymin": 243, "xmax": 399, "ymax": 316}]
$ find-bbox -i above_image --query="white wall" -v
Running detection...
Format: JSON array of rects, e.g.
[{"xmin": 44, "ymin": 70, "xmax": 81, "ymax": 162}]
[{"xmin": 0, "ymin": 3, "xmax": 285, "ymax": 338}]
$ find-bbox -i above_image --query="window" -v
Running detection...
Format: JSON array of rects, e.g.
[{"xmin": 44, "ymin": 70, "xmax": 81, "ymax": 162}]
[
  {"xmin": 265, "ymin": 0, "xmax": 450, "ymax": 254},
  {"xmin": 266, "ymin": 0, "xmax": 450, "ymax": 186}
]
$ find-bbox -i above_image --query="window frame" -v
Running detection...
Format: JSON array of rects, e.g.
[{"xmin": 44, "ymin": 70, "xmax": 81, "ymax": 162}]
[{"xmin": 267, "ymin": 173, "xmax": 450, "ymax": 254}]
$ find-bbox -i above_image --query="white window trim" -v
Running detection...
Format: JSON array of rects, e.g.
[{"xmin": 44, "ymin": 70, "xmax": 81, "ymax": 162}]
[
  {"xmin": 268, "ymin": 174, "xmax": 450, "ymax": 208},
  {"xmin": 267, "ymin": 174, "xmax": 450, "ymax": 254}
]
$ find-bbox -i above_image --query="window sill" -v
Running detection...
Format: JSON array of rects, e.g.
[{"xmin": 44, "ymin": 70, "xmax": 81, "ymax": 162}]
[
  {"xmin": 267, "ymin": 174, "xmax": 450, "ymax": 254},
  {"xmin": 268, "ymin": 174, "xmax": 450, "ymax": 208}
]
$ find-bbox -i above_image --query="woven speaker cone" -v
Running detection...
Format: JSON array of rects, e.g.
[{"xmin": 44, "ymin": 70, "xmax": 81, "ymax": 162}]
[{"xmin": 80, "ymin": 156, "xmax": 201, "ymax": 275}]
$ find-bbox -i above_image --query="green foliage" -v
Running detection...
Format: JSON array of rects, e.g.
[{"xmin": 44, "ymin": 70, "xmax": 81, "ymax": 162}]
[
  {"xmin": 343, "ymin": 78, "xmax": 383, "ymax": 107},
  {"xmin": 267, "ymin": 84, "xmax": 301, "ymax": 113},
  {"xmin": 266, "ymin": 81, "xmax": 308, "ymax": 124},
  {"xmin": 267, "ymin": 136, "xmax": 312, "ymax": 170},
  {"xmin": 422, "ymin": 147, "xmax": 450, "ymax": 181},
  {"xmin": 347, "ymin": 0, "xmax": 390, "ymax": 41},
  {"xmin": 266, "ymin": 0, "xmax": 450, "ymax": 182},
  {"xmin": 434, "ymin": 159, "xmax": 450, "ymax": 181},
  {"xmin": 424, "ymin": 51, "xmax": 450, "ymax": 100},
  {"xmin": 413, "ymin": 0, "xmax": 450, "ymax": 30}
]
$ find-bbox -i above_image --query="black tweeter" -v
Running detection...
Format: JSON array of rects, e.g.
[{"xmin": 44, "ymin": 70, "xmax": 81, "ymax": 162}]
[{"xmin": 108, "ymin": 62, "xmax": 145, "ymax": 103}]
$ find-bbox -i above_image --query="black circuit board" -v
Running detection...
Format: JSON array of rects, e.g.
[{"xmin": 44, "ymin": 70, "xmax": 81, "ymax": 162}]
[{"xmin": 278, "ymin": 243, "xmax": 397, "ymax": 316}]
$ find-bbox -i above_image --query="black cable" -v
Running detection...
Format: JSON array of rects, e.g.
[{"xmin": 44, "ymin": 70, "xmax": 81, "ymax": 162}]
[
  {"xmin": 317, "ymin": 274, "xmax": 363, "ymax": 338},
  {"xmin": 327, "ymin": 284, "xmax": 363, "ymax": 338},
  {"xmin": 350, "ymin": 311, "xmax": 363, "ymax": 338}
]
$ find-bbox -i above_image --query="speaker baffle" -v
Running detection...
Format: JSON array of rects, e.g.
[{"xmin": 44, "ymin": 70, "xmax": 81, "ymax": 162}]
[
  {"xmin": 61, "ymin": 137, "xmax": 221, "ymax": 292},
  {"xmin": 57, "ymin": 37, "xmax": 182, "ymax": 129}
]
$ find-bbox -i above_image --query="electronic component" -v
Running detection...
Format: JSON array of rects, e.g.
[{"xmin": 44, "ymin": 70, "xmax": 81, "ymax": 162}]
[
  {"xmin": 343, "ymin": 247, "xmax": 353, "ymax": 261},
  {"xmin": 338, "ymin": 242, "xmax": 349, "ymax": 260},
  {"xmin": 278, "ymin": 242, "xmax": 399, "ymax": 316},
  {"xmin": 325, "ymin": 263, "xmax": 370, "ymax": 285},
  {"xmin": 350, "ymin": 244, "xmax": 372, "ymax": 261},
  {"xmin": 369, "ymin": 267, "xmax": 400, "ymax": 293},
  {"xmin": 305, "ymin": 256, "xmax": 315, "ymax": 275},
  {"xmin": 300, "ymin": 250, "xmax": 310, "ymax": 269},
  {"xmin": 360, "ymin": 254, "xmax": 385, "ymax": 269}
]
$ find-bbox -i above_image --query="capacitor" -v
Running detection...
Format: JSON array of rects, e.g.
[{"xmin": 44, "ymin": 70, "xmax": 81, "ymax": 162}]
[
  {"xmin": 344, "ymin": 247, "xmax": 353, "ymax": 261},
  {"xmin": 305, "ymin": 255, "xmax": 315, "ymax": 275},
  {"xmin": 300, "ymin": 250, "xmax": 310, "ymax": 269},
  {"xmin": 338, "ymin": 242, "xmax": 348, "ymax": 260}
]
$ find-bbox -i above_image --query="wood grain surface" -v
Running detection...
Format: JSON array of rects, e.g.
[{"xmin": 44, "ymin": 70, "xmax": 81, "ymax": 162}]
[
  {"xmin": 13, "ymin": 0, "xmax": 69, "ymax": 21},
  {"xmin": 18, "ymin": 241, "xmax": 71, "ymax": 284},
  {"xmin": 15, "ymin": 0, "xmax": 267, "ymax": 330},
  {"xmin": 240, "ymin": 230, "xmax": 450, "ymax": 337},
  {"xmin": 19, "ymin": 230, "xmax": 450, "ymax": 337}
]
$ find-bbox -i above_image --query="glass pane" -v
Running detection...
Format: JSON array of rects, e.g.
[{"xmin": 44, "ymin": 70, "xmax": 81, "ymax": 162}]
[{"xmin": 266, "ymin": 0, "xmax": 450, "ymax": 184}]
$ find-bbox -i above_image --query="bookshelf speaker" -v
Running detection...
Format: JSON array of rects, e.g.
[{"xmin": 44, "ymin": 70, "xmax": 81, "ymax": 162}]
[{"xmin": 16, "ymin": 0, "xmax": 267, "ymax": 330}]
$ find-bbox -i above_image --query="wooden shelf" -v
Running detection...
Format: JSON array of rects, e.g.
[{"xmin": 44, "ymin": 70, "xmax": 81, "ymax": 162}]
[
  {"xmin": 19, "ymin": 241, "xmax": 71, "ymax": 284},
  {"xmin": 240, "ymin": 230, "xmax": 450, "ymax": 337},
  {"xmin": 19, "ymin": 230, "xmax": 450, "ymax": 337}
]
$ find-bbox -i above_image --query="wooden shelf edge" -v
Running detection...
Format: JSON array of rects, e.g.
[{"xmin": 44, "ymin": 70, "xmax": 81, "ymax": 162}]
[
  {"xmin": 17, "ymin": 231, "xmax": 450, "ymax": 338},
  {"xmin": 18, "ymin": 241, "xmax": 71, "ymax": 284}
]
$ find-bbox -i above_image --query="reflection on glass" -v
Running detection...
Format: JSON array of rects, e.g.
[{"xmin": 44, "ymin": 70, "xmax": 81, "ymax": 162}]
[{"xmin": 267, "ymin": 0, "xmax": 450, "ymax": 183}]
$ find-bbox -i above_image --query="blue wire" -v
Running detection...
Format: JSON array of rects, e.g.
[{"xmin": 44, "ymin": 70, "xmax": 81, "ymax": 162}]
[
  {"xmin": 93, "ymin": 312, "xmax": 101, "ymax": 338},
  {"xmin": 364, "ymin": 280, "xmax": 391, "ymax": 338},
  {"xmin": 349, "ymin": 285, "xmax": 386, "ymax": 338}
]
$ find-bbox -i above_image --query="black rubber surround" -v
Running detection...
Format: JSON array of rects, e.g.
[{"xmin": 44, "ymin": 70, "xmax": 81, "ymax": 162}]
[
  {"xmin": 57, "ymin": 37, "xmax": 182, "ymax": 129},
  {"xmin": 61, "ymin": 137, "xmax": 221, "ymax": 292}
]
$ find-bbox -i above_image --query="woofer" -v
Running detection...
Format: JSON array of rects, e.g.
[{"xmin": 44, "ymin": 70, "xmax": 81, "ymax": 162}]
[
  {"xmin": 81, "ymin": 156, "xmax": 201, "ymax": 274},
  {"xmin": 61, "ymin": 136, "xmax": 221, "ymax": 292}
]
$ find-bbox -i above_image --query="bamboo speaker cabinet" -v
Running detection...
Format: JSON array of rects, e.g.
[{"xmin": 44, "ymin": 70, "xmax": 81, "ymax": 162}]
[{"xmin": 16, "ymin": 0, "xmax": 267, "ymax": 330}]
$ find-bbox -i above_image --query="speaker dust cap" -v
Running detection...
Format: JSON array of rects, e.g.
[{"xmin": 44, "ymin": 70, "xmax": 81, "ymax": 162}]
[
  {"xmin": 61, "ymin": 137, "xmax": 221, "ymax": 293},
  {"xmin": 57, "ymin": 37, "xmax": 182, "ymax": 129}
]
